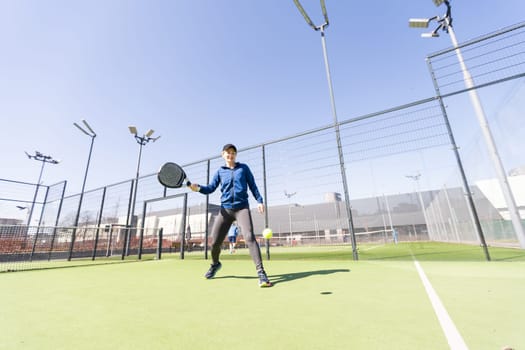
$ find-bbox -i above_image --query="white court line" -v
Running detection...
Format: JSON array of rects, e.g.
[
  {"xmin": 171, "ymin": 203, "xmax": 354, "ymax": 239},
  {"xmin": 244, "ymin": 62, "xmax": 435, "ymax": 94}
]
[{"xmin": 413, "ymin": 260, "xmax": 469, "ymax": 350}]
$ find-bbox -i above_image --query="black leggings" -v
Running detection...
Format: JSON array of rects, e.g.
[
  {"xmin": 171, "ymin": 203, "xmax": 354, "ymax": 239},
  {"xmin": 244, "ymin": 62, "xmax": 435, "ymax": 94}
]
[{"xmin": 210, "ymin": 207, "xmax": 264, "ymax": 272}]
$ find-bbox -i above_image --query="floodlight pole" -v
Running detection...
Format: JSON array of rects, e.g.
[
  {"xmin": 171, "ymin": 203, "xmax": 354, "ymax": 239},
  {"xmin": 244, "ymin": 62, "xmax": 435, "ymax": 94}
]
[
  {"xmin": 68, "ymin": 120, "xmax": 97, "ymax": 261},
  {"xmin": 293, "ymin": 0, "xmax": 358, "ymax": 260},
  {"xmin": 410, "ymin": 0, "xmax": 525, "ymax": 249},
  {"xmin": 72, "ymin": 120, "xmax": 97, "ymax": 229},
  {"xmin": 319, "ymin": 26, "xmax": 358, "ymax": 260},
  {"xmin": 130, "ymin": 140, "xmax": 143, "ymax": 222},
  {"xmin": 406, "ymin": 174, "xmax": 431, "ymax": 239},
  {"xmin": 284, "ymin": 191, "xmax": 297, "ymax": 238},
  {"xmin": 127, "ymin": 127, "xmax": 160, "ymax": 255},
  {"xmin": 25, "ymin": 151, "xmax": 59, "ymax": 227}
]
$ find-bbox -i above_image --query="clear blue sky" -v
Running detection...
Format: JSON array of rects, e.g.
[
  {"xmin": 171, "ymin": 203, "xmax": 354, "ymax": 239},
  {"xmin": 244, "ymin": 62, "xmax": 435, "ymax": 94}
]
[{"xmin": 1, "ymin": 0, "xmax": 524, "ymax": 200}]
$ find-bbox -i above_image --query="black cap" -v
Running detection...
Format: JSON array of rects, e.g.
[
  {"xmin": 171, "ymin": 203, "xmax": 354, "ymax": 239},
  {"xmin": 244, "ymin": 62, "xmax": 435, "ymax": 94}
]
[{"xmin": 222, "ymin": 144, "xmax": 237, "ymax": 152}]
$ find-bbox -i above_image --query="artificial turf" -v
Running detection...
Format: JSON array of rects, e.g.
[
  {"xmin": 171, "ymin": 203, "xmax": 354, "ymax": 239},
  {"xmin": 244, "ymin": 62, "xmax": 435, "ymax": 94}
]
[{"xmin": 1, "ymin": 242, "xmax": 524, "ymax": 349}]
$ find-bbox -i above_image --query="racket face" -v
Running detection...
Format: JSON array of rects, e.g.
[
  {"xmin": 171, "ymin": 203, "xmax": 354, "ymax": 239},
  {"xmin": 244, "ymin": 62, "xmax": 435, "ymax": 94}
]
[{"xmin": 158, "ymin": 162, "xmax": 186, "ymax": 188}]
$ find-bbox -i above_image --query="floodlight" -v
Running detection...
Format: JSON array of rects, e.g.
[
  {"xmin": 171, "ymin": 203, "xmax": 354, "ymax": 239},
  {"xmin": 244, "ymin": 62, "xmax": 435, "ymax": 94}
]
[
  {"xmin": 293, "ymin": 0, "xmax": 317, "ymax": 30},
  {"xmin": 320, "ymin": 0, "xmax": 329, "ymax": 26},
  {"xmin": 128, "ymin": 126, "xmax": 137, "ymax": 135},
  {"xmin": 25, "ymin": 150, "xmax": 59, "ymax": 227},
  {"xmin": 145, "ymin": 129, "xmax": 155, "ymax": 137},
  {"xmin": 422, "ymin": 32, "xmax": 440, "ymax": 38},
  {"xmin": 74, "ymin": 122, "xmax": 91, "ymax": 136},
  {"xmin": 409, "ymin": 18, "xmax": 430, "ymax": 28},
  {"xmin": 433, "ymin": 0, "xmax": 445, "ymax": 6},
  {"xmin": 82, "ymin": 119, "xmax": 96, "ymax": 136}
]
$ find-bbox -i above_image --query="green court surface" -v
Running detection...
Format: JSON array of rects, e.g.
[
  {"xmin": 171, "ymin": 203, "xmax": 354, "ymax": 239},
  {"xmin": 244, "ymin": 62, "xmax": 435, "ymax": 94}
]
[{"xmin": 1, "ymin": 243, "xmax": 524, "ymax": 350}]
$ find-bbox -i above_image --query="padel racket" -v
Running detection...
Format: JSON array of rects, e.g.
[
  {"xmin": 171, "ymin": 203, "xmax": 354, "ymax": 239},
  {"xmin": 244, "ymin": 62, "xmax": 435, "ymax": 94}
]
[{"xmin": 157, "ymin": 162, "xmax": 191, "ymax": 188}]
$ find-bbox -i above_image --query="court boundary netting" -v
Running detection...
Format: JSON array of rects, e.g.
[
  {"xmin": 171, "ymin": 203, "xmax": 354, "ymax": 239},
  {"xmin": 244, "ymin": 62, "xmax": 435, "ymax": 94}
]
[{"xmin": 2, "ymin": 22, "xmax": 525, "ymax": 271}]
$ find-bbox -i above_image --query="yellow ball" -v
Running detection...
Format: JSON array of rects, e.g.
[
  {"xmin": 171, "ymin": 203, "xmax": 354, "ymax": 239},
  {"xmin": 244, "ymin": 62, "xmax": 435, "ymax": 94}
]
[{"xmin": 262, "ymin": 228, "xmax": 273, "ymax": 239}]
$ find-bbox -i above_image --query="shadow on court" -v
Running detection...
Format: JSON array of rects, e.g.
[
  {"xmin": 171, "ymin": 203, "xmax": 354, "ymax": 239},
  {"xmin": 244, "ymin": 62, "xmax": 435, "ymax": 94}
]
[{"xmin": 217, "ymin": 268, "xmax": 350, "ymax": 286}]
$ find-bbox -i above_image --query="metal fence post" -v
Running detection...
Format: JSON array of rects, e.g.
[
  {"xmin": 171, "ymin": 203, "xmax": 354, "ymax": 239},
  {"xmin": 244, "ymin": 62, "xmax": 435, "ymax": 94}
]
[
  {"xmin": 156, "ymin": 227, "xmax": 163, "ymax": 260},
  {"xmin": 180, "ymin": 193, "xmax": 188, "ymax": 260},
  {"xmin": 92, "ymin": 187, "xmax": 107, "ymax": 261}
]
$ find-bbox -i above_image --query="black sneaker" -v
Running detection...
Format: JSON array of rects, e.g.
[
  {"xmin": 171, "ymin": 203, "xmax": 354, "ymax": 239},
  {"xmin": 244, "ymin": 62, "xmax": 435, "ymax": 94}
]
[
  {"xmin": 204, "ymin": 262, "xmax": 222, "ymax": 279},
  {"xmin": 258, "ymin": 270, "xmax": 273, "ymax": 288}
]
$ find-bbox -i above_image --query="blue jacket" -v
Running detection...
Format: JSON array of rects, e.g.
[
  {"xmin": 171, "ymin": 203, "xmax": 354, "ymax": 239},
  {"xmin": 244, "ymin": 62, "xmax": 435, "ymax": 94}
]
[{"xmin": 199, "ymin": 162, "xmax": 264, "ymax": 209}]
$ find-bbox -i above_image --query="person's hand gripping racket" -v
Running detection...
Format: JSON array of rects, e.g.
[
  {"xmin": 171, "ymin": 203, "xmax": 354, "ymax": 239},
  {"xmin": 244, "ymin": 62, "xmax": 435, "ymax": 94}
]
[{"xmin": 189, "ymin": 183, "xmax": 200, "ymax": 192}]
